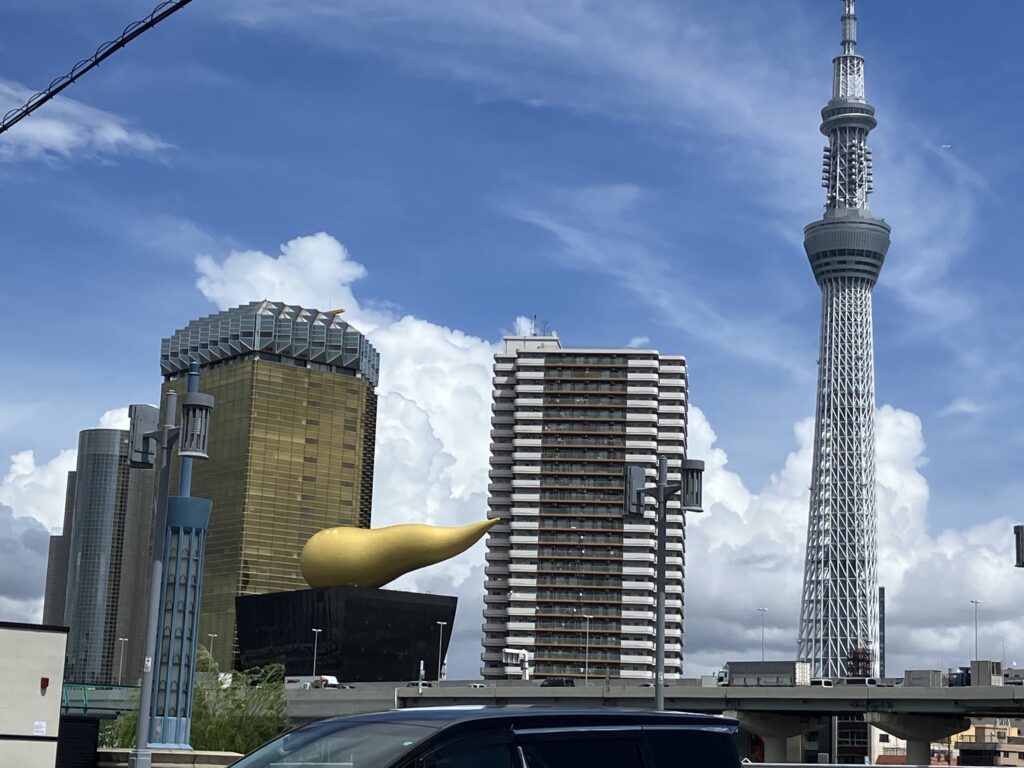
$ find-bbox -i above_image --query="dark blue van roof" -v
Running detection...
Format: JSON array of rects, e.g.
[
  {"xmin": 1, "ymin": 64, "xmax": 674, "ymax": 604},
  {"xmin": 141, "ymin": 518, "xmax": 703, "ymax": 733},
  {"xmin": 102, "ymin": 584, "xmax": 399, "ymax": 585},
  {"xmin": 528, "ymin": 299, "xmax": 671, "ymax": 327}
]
[{"xmin": 329, "ymin": 706, "xmax": 737, "ymax": 733}]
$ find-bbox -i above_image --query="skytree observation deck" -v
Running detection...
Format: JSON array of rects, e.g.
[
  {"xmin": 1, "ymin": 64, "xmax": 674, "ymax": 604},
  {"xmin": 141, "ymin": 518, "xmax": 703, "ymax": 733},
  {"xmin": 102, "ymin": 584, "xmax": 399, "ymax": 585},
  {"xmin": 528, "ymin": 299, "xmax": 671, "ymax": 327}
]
[{"xmin": 798, "ymin": 0, "xmax": 891, "ymax": 680}]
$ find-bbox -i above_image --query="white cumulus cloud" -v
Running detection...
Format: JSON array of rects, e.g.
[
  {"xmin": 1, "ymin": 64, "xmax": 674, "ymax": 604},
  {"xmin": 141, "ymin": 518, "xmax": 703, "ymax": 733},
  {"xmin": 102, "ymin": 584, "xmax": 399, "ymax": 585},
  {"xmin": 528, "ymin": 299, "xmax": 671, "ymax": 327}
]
[
  {"xmin": 0, "ymin": 449, "xmax": 77, "ymax": 533},
  {"xmin": 685, "ymin": 403, "xmax": 1022, "ymax": 675},
  {"xmin": 98, "ymin": 407, "xmax": 132, "ymax": 431},
  {"xmin": 195, "ymin": 232, "xmax": 380, "ymax": 327},
  {"xmin": 370, "ymin": 318, "xmax": 496, "ymax": 500},
  {"xmin": 627, "ymin": 335, "xmax": 651, "ymax": 348}
]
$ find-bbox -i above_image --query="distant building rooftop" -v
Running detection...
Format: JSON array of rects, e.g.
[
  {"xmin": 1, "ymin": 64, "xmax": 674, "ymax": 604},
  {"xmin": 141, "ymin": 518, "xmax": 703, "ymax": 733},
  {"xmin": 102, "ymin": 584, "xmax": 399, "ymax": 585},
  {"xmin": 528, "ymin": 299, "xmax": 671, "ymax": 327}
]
[{"xmin": 161, "ymin": 300, "xmax": 380, "ymax": 386}]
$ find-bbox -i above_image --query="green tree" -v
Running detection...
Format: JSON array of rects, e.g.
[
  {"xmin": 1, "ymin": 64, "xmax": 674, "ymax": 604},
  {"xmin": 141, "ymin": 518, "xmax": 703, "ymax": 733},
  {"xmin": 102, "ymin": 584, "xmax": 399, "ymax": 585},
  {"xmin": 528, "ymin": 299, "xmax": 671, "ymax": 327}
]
[
  {"xmin": 102, "ymin": 646, "xmax": 290, "ymax": 755},
  {"xmin": 100, "ymin": 689, "xmax": 139, "ymax": 749}
]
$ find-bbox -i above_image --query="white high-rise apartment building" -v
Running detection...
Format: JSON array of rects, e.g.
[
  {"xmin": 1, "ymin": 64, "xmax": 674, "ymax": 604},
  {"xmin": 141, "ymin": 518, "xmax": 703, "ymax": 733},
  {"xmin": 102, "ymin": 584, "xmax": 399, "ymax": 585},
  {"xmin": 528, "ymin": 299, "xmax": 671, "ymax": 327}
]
[{"xmin": 481, "ymin": 333, "xmax": 689, "ymax": 681}]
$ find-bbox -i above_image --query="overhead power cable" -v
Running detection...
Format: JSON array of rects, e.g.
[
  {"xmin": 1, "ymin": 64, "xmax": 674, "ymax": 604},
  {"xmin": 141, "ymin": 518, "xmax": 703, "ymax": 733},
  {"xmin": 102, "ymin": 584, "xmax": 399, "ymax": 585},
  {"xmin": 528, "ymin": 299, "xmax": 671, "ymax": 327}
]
[{"xmin": 0, "ymin": 0, "xmax": 195, "ymax": 137}]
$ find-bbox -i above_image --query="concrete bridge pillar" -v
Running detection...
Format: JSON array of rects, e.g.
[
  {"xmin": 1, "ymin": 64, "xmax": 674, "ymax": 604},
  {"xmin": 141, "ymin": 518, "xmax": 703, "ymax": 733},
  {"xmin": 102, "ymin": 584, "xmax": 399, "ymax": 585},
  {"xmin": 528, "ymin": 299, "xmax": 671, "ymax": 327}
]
[
  {"xmin": 865, "ymin": 713, "xmax": 969, "ymax": 766},
  {"xmin": 728, "ymin": 711, "xmax": 825, "ymax": 764}
]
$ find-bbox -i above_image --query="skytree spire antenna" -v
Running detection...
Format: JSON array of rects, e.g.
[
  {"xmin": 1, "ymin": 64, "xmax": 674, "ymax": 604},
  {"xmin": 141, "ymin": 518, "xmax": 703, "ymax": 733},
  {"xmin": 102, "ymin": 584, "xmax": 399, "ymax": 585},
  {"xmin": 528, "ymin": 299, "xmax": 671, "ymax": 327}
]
[
  {"xmin": 797, "ymin": 0, "xmax": 890, "ymax": 679},
  {"xmin": 842, "ymin": 0, "xmax": 857, "ymax": 55}
]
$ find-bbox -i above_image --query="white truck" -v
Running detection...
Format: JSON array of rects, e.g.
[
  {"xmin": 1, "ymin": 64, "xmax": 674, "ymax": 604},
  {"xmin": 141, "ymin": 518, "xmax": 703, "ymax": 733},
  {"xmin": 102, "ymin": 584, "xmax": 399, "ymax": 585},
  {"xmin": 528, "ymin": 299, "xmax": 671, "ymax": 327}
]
[
  {"xmin": 716, "ymin": 661, "xmax": 811, "ymax": 687},
  {"xmin": 284, "ymin": 674, "xmax": 342, "ymax": 690}
]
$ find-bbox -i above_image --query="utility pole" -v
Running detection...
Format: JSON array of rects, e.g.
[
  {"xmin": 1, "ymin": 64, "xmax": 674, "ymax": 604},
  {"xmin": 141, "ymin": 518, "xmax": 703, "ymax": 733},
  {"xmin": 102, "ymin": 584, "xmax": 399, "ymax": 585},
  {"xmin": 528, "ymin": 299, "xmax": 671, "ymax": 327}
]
[
  {"xmin": 970, "ymin": 600, "xmax": 981, "ymax": 661},
  {"xmin": 758, "ymin": 608, "xmax": 768, "ymax": 662},
  {"xmin": 584, "ymin": 615, "xmax": 592, "ymax": 685},
  {"xmin": 436, "ymin": 621, "xmax": 448, "ymax": 682},
  {"xmin": 117, "ymin": 637, "xmax": 129, "ymax": 685},
  {"xmin": 311, "ymin": 628, "xmax": 322, "ymax": 678}
]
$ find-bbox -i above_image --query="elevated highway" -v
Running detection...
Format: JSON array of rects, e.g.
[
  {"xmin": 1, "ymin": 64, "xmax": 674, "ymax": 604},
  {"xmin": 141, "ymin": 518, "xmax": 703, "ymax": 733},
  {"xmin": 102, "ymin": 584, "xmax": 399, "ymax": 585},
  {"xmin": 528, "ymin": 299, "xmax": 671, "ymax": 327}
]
[
  {"xmin": 292, "ymin": 683, "xmax": 1024, "ymax": 764},
  {"xmin": 69, "ymin": 679, "xmax": 1024, "ymax": 722},
  {"xmin": 292, "ymin": 683, "xmax": 1024, "ymax": 719}
]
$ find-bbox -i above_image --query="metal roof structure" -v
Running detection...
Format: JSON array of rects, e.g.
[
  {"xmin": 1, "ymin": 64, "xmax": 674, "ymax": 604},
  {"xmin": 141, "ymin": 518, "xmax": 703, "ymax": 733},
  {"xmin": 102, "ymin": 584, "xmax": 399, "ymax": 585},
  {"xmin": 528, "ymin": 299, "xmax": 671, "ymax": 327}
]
[{"xmin": 160, "ymin": 300, "xmax": 380, "ymax": 387}]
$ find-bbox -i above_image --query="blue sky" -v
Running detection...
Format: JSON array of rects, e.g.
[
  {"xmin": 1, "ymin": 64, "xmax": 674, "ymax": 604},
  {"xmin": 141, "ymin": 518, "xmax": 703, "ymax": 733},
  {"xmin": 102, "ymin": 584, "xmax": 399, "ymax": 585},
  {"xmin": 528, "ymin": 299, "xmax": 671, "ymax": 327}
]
[{"xmin": 2, "ymin": 1, "xmax": 1023, "ymax": 675}]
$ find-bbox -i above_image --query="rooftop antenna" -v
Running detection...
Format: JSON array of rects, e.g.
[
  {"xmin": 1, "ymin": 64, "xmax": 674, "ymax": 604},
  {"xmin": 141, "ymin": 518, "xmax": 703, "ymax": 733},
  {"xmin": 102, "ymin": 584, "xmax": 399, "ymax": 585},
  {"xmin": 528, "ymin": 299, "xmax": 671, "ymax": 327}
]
[{"xmin": 842, "ymin": 0, "xmax": 857, "ymax": 56}]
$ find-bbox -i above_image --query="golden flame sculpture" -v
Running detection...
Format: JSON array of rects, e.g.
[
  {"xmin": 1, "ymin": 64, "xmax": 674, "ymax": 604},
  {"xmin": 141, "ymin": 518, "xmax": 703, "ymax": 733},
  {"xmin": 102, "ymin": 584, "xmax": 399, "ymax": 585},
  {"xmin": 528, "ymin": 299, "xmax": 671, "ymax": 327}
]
[{"xmin": 300, "ymin": 518, "xmax": 498, "ymax": 589}]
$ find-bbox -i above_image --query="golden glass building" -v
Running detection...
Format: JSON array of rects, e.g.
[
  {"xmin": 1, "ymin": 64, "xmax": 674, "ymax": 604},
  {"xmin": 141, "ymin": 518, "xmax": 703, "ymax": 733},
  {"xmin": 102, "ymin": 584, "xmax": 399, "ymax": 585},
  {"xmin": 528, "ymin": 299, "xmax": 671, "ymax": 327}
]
[{"xmin": 160, "ymin": 301, "xmax": 379, "ymax": 670}]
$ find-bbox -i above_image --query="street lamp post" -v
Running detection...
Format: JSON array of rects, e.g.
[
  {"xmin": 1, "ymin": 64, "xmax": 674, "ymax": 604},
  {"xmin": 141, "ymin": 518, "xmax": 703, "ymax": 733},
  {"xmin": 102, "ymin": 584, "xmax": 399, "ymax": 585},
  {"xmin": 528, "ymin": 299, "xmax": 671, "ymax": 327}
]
[
  {"xmin": 127, "ymin": 393, "xmax": 177, "ymax": 768},
  {"xmin": 207, "ymin": 633, "xmax": 218, "ymax": 661},
  {"xmin": 584, "ymin": 615, "xmax": 593, "ymax": 684},
  {"xmin": 126, "ymin": 362, "xmax": 215, "ymax": 767},
  {"xmin": 970, "ymin": 600, "xmax": 981, "ymax": 661},
  {"xmin": 625, "ymin": 455, "xmax": 705, "ymax": 711},
  {"xmin": 311, "ymin": 628, "xmax": 323, "ymax": 679},
  {"xmin": 436, "ymin": 621, "xmax": 448, "ymax": 682},
  {"xmin": 757, "ymin": 608, "xmax": 768, "ymax": 662},
  {"xmin": 117, "ymin": 637, "xmax": 129, "ymax": 685}
]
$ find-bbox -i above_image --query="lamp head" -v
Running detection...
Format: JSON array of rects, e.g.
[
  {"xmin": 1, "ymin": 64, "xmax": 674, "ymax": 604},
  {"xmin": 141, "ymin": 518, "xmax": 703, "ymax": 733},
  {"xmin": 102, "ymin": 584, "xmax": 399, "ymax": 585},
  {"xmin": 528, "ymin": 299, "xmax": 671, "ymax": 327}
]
[
  {"xmin": 681, "ymin": 459, "xmax": 705, "ymax": 512},
  {"xmin": 179, "ymin": 392, "xmax": 214, "ymax": 459}
]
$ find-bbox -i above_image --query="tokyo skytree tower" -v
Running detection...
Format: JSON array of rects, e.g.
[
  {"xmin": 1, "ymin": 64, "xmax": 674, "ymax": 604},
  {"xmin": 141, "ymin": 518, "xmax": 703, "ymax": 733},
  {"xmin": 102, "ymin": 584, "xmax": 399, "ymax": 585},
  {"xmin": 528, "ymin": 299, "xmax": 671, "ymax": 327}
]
[{"xmin": 797, "ymin": 0, "xmax": 890, "ymax": 679}]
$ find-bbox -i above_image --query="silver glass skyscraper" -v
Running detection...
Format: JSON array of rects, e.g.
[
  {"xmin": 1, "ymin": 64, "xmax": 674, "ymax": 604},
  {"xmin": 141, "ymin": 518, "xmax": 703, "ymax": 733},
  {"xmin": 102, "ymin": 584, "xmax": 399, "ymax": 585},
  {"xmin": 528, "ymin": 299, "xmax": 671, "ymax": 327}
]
[
  {"xmin": 42, "ymin": 472, "xmax": 76, "ymax": 627},
  {"xmin": 63, "ymin": 429, "xmax": 132, "ymax": 683},
  {"xmin": 797, "ymin": 0, "xmax": 891, "ymax": 679},
  {"xmin": 44, "ymin": 456, "xmax": 156, "ymax": 685}
]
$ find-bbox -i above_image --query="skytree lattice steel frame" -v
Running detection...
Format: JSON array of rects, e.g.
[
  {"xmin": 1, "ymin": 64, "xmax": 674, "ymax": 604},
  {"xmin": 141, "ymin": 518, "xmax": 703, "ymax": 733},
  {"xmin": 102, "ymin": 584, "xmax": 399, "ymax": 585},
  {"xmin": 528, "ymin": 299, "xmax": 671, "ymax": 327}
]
[{"xmin": 797, "ymin": 0, "xmax": 891, "ymax": 680}]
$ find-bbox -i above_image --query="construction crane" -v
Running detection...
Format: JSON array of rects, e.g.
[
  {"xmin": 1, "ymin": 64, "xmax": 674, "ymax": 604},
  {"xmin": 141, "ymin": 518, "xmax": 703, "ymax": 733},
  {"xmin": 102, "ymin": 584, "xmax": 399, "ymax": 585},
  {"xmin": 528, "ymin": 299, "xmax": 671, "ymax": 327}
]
[{"xmin": 0, "ymin": 0, "xmax": 195, "ymax": 138}]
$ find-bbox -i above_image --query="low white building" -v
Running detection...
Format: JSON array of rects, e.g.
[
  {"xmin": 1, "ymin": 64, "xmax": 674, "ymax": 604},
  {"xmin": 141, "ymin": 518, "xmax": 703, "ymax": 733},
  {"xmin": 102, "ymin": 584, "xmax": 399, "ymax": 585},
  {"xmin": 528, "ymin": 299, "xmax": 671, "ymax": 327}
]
[{"xmin": 0, "ymin": 621, "xmax": 69, "ymax": 768}]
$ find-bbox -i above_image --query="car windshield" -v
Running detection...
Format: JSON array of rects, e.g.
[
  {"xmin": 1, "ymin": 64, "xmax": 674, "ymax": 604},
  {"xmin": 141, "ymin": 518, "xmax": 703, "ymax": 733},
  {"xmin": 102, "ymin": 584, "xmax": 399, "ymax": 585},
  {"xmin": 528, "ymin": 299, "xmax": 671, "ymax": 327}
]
[{"xmin": 231, "ymin": 720, "xmax": 438, "ymax": 768}]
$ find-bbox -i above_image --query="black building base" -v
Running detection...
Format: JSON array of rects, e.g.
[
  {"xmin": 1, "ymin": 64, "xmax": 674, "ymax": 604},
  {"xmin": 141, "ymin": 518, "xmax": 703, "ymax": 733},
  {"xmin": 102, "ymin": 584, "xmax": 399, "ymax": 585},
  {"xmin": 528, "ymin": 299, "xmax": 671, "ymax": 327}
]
[{"xmin": 235, "ymin": 585, "xmax": 457, "ymax": 683}]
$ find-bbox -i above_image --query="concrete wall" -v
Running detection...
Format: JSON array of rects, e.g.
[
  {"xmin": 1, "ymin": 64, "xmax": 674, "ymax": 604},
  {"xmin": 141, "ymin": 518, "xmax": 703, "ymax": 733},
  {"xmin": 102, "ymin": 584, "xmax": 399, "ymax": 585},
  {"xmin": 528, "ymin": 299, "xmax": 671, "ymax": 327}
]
[
  {"xmin": 5, "ymin": 741, "xmax": 58, "ymax": 767},
  {"xmin": 0, "ymin": 621, "xmax": 69, "ymax": 768}
]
